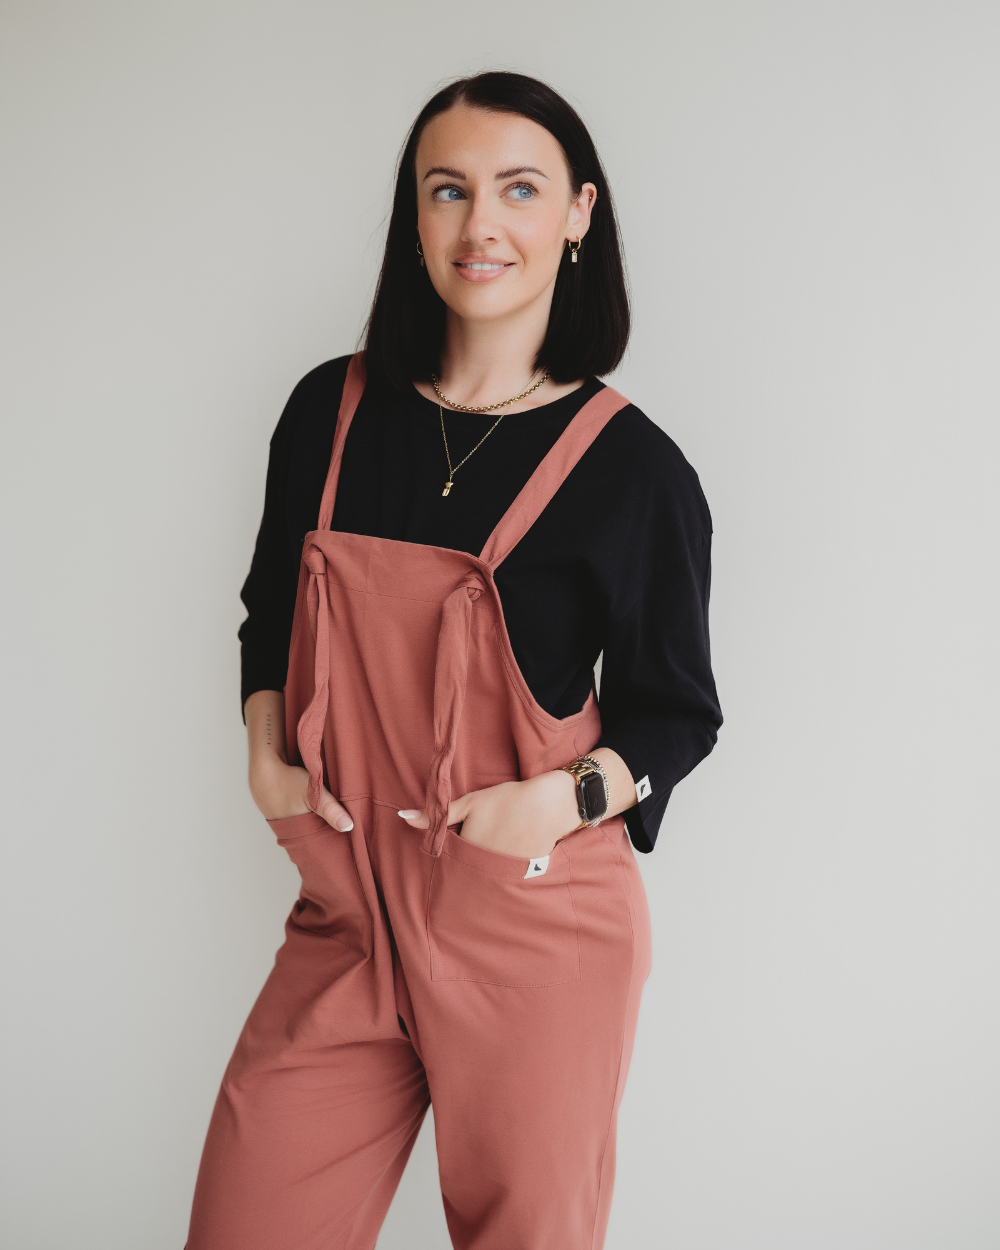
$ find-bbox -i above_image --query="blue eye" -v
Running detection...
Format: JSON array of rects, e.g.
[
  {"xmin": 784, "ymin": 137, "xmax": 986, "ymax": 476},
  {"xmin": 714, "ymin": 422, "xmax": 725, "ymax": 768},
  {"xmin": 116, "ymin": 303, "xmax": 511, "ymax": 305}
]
[
  {"xmin": 432, "ymin": 185, "xmax": 464, "ymax": 202},
  {"xmin": 508, "ymin": 185, "xmax": 534, "ymax": 201}
]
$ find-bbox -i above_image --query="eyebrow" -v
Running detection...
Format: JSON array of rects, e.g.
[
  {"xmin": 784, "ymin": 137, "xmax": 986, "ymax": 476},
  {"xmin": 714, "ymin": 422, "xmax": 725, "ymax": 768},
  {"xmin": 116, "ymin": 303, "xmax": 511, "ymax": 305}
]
[
  {"xmin": 421, "ymin": 164, "xmax": 549, "ymax": 183},
  {"xmin": 496, "ymin": 165, "xmax": 548, "ymax": 180},
  {"xmin": 422, "ymin": 166, "xmax": 465, "ymax": 182}
]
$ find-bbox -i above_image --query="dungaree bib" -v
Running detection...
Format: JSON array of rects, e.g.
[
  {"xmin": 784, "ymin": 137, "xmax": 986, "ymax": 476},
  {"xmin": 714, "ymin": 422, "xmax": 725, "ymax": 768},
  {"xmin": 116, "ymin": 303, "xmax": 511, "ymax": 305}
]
[{"xmin": 187, "ymin": 355, "xmax": 652, "ymax": 1250}]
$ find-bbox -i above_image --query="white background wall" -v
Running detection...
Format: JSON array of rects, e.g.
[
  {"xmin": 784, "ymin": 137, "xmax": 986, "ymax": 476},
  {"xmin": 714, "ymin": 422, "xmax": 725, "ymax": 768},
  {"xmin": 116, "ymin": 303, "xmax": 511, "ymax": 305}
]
[{"xmin": 2, "ymin": 2, "xmax": 998, "ymax": 1247}]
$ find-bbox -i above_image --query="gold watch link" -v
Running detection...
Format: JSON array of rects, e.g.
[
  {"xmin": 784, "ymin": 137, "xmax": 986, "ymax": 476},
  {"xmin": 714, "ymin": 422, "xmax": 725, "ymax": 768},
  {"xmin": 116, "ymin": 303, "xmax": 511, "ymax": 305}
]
[{"xmin": 560, "ymin": 754, "xmax": 611, "ymax": 829}]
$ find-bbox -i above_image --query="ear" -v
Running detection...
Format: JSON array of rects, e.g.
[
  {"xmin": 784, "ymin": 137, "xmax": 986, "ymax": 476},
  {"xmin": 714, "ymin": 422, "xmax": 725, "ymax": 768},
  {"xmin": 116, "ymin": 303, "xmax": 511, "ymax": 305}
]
[{"xmin": 567, "ymin": 181, "xmax": 598, "ymax": 243}]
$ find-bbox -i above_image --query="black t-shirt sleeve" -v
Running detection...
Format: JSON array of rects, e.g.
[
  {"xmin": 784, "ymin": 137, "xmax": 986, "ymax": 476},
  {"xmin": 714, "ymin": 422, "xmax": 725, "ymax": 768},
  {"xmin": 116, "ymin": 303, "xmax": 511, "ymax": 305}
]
[
  {"xmin": 238, "ymin": 357, "xmax": 350, "ymax": 712},
  {"xmin": 593, "ymin": 427, "xmax": 722, "ymax": 851},
  {"xmin": 237, "ymin": 387, "xmax": 302, "ymax": 711}
]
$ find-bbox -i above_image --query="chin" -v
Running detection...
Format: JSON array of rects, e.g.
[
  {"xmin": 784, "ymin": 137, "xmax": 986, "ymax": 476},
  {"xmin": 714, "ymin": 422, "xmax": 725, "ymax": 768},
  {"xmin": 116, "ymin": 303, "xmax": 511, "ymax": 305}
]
[
  {"xmin": 445, "ymin": 293, "xmax": 518, "ymax": 323},
  {"xmin": 441, "ymin": 280, "xmax": 541, "ymax": 325}
]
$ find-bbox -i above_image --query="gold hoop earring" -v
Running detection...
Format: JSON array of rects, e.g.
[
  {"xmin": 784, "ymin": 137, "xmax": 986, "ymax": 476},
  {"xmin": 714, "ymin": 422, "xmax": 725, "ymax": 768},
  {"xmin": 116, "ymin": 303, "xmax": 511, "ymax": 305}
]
[
  {"xmin": 416, "ymin": 239, "xmax": 425, "ymax": 267},
  {"xmin": 567, "ymin": 239, "xmax": 581, "ymax": 264}
]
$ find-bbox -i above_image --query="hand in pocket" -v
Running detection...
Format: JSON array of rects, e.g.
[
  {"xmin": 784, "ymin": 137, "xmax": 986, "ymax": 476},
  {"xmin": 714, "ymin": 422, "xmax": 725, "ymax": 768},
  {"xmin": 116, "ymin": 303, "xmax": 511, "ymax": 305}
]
[
  {"xmin": 250, "ymin": 757, "xmax": 354, "ymax": 831},
  {"xmin": 398, "ymin": 771, "xmax": 580, "ymax": 860}
]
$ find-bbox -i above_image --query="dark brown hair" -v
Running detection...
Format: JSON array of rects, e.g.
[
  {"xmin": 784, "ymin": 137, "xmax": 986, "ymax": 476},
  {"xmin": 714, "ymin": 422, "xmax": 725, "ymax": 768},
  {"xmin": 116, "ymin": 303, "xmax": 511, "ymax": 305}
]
[{"xmin": 363, "ymin": 71, "xmax": 630, "ymax": 392}]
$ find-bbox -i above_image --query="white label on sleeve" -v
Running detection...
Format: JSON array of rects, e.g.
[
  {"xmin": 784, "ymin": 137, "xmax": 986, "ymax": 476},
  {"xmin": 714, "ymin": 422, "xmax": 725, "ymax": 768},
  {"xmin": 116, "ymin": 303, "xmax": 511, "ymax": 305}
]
[
  {"xmin": 636, "ymin": 775, "xmax": 652, "ymax": 802},
  {"xmin": 525, "ymin": 856, "xmax": 550, "ymax": 879}
]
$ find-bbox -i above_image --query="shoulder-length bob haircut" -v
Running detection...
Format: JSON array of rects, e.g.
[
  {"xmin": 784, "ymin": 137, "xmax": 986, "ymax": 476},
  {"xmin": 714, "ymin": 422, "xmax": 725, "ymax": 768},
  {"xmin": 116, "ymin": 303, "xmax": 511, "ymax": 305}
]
[{"xmin": 363, "ymin": 72, "xmax": 630, "ymax": 393}]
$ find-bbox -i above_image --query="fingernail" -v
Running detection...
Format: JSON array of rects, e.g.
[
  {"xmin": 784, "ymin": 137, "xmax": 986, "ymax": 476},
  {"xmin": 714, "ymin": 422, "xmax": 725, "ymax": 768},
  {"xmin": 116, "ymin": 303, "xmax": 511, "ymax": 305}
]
[
  {"xmin": 335, "ymin": 815, "xmax": 354, "ymax": 831},
  {"xmin": 398, "ymin": 809, "xmax": 419, "ymax": 820}
]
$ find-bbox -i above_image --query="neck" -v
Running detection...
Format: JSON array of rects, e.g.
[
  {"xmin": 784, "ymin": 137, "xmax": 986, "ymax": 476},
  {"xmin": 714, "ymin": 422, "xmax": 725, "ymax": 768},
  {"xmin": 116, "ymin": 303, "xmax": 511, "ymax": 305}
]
[{"xmin": 436, "ymin": 294, "xmax": 552, "ymax": 408}]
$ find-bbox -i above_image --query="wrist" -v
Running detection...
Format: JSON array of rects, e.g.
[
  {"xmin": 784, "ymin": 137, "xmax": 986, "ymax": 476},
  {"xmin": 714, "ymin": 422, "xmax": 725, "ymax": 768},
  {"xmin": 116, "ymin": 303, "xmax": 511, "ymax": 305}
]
[
  {"xmin": 524, "ymin": 769, "xmax": 582, "ymax": 835},
  {"xmin": 548, "ymin": 767, "xmax": 582, "ymax": 826},
  {"xmin": 249, "ymin": 747, "xmax": 288, "ymax": 784},
  {"xmin": 559, "ymin": 754, "xmax": 610, "ymax": 827}
]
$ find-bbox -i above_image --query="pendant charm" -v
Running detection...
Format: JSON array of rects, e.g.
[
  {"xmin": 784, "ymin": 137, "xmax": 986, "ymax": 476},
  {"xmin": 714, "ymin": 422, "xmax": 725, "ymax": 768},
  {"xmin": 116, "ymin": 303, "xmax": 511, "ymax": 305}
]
[
  {"xmin": 442, "ymin": 481, "xmax": 453, "ymax": 497},
  {"xmin": 571, "ymin": 250, "xmax": 577, "ymax": 263}
]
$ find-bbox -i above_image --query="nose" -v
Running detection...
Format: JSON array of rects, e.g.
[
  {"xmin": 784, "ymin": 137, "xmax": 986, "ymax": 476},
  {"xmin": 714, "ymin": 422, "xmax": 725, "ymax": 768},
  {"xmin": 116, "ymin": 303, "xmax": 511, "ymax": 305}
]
[{"xmin": 460, "ymin": 190, "xmax": 504, "ymax": 247}]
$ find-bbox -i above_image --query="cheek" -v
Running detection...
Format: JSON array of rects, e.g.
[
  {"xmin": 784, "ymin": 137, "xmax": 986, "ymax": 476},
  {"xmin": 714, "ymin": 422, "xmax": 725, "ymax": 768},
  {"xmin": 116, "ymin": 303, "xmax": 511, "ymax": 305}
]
[
  {"xmin": 419, "ymin": 211, "xmax": 459, "ymax": 251},
  {"xmin": 510, "ymin": 208, "xmax": 569, "ymax": 267}
]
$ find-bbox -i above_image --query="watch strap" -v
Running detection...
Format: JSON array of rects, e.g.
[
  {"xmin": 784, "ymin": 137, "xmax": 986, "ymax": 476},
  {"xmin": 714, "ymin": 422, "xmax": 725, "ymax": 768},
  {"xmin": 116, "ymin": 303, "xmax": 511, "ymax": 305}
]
[{"xmin": 560, "ymin": 755, "xmax": 610, "ymax": 827}]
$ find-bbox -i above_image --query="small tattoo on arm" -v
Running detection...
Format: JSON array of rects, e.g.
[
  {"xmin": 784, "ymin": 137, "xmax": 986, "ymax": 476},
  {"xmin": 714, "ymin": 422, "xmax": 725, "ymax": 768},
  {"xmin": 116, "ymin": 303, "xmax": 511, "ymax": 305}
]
[{"xmin": 265, "ymin": 713, "xmax": 272, "ymax": 747}]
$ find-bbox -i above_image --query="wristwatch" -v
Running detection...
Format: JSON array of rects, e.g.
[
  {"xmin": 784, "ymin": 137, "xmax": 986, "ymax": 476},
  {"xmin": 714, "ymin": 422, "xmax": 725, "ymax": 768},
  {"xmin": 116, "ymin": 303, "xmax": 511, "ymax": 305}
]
[{"xmin": 560, "ymin": 754, "xmax": 610, "ymax": 829}]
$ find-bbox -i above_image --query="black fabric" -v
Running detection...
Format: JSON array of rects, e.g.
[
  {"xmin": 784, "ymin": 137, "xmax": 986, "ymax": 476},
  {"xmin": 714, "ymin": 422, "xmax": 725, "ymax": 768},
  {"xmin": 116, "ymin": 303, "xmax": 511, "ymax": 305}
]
[{"xmin": 239, "ymin": 356, "xmax": 722, "ymax": 851}]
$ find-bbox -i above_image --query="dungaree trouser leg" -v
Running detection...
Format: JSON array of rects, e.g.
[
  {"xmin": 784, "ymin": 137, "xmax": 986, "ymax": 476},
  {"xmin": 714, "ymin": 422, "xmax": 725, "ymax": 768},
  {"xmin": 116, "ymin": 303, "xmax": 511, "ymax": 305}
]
[{"xmin": 186, "ymin": 356, "xmax": 652, "ymax": 1250}]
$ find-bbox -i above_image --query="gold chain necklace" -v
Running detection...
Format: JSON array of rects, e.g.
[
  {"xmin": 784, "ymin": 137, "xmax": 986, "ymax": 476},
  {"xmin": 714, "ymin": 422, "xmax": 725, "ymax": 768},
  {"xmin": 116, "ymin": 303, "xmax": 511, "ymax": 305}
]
[
  {"xmin": 433, "ymin": 371, "xmax": 549, "ymax": 497},
  {"xmin": 431, "ymin": 370, "xmax": 549, "ymax": 413}
]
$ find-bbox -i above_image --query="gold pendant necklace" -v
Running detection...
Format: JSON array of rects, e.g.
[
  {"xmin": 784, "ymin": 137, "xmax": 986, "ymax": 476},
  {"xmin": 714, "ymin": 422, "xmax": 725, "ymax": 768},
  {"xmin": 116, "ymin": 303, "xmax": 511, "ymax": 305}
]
[
  {"xmin": 435, "ymin": 371, "xmax": 549, "ymax": 497},
  {"xmin": 439, "ymin": 404, "xmax": 507, "ymax": 495}
]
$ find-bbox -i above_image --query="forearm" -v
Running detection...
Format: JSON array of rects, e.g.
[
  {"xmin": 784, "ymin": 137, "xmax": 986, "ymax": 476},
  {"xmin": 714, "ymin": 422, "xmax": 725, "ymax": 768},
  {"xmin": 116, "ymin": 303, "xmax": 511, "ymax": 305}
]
[{"xmin": 245, "ymin": 689, "xmax": 288, "ymax": 773}]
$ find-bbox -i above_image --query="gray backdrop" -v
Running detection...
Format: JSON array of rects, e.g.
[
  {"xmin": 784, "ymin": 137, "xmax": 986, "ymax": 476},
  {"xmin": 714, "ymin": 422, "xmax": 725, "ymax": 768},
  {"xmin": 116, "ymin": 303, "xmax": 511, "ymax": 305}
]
[{"xmin": 2, "ymin": 2, "xmax": 998, "ymax": 1247}]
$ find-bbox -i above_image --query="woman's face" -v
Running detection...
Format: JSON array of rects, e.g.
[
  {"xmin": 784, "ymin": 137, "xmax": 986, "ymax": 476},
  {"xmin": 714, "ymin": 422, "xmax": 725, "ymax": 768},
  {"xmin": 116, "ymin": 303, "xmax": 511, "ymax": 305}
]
[{"xmin": 414, "ymin": 105, "xmax": 596, "ymax": 326}]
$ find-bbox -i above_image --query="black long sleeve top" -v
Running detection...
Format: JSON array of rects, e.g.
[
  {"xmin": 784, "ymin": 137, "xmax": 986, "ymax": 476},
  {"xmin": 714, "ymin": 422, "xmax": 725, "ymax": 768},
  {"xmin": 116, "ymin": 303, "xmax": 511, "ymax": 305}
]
[{"xmin": 239, "ymin": 355, "xmax": 722, "ymax": 851}]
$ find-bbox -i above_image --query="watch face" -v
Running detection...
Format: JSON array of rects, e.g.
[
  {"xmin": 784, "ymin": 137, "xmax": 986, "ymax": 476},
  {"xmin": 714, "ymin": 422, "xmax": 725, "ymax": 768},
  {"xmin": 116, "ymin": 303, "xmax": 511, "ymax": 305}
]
[{"xmin": 580, "ymin": 771, "xmax": 607, "ymax": 822}]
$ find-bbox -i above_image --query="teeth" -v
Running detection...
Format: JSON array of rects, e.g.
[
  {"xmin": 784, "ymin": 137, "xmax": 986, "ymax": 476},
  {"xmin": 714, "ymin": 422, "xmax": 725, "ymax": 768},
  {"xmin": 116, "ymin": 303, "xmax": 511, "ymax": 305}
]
[{"xmin": 463, "ymin": 262, "xmax": 504, "ymax": 270}]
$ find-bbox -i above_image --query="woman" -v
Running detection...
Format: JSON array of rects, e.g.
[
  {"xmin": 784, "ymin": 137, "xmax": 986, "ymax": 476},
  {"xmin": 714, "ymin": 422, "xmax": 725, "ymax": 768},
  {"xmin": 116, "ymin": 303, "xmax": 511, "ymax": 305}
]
[{"xmin": 187, "ymin": 71, "xmax": 721, "ymax": 1250}]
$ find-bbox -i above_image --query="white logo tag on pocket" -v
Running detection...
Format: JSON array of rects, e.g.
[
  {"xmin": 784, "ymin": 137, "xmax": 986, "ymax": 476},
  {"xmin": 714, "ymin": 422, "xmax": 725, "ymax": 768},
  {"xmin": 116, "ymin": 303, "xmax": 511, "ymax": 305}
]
[
  {"xmin": 525, "ymin": 856, "xmax": 550, "ymax": 879},
  {"xmin": 636, "ymin": 775, "xmax": 652, "ymax": 801}
]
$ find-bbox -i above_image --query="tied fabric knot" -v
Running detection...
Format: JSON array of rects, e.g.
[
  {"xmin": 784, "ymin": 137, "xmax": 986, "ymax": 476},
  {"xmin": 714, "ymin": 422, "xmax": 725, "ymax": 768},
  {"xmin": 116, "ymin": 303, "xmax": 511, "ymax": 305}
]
[
  {"xmin": 422, "ymin": 570, "xmax": 486, "ymax": 857},
  {"xmin": 458, "ymin": 570, "xmax": 484, "ymax": 601},
  {"xmin": 298, "ymin": 546, "xmax": 332, "ymax": 812}
]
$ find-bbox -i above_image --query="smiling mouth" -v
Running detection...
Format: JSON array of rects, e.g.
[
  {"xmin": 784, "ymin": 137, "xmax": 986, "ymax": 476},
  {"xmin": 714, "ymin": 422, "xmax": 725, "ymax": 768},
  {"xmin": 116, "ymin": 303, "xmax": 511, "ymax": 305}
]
[{"xmin": 452, "ymin": 259, "xmax": 515, "ymax": 284}]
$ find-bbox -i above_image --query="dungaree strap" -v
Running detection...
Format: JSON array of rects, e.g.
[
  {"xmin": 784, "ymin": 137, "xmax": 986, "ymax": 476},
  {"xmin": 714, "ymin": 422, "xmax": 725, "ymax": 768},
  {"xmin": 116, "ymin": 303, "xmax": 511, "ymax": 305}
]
[
  {"xmin": 299, "ymin": 546, "xmax": 335, "ymax": 813},
  {"xmin": 420, "ymin": 570, "xmax": 486, "ymax": 856},
  {"xmin": 422, "ymin": 384, "xmax": 631, "ymax": 857},
  {"xmin": 478, "ymin": 386, "xmax": 630, "ymax": 570},
  {"xmin": 317, "ymin": 352, "xmax": 366, "ymax": 532},
  {"xmin": 297, "ymin": 353, "xmax": 365, "ymax": 810}
]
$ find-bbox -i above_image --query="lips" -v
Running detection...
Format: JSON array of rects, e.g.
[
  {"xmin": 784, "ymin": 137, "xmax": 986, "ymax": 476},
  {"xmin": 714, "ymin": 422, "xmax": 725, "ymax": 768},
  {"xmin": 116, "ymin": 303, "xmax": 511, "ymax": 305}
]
[{"xmin": 452, "ymin": 256, "xmax": 515, "ymax": 283}]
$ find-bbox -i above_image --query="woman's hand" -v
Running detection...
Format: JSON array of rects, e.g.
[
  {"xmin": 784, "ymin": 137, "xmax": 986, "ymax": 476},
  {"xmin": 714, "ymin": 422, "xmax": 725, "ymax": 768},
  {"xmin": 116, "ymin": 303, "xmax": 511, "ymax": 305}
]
[
  {"xmin": 249, "ymin": 755, "xmax": 354, "ymax": 830},
  {"xmin": 398, "ymin": 747, "xmax": 637, "ymax": 858},
  {"xmin": 244, "ymin": 690, "xmax": 354, "ymax": 831},
  {"xmin": 398, "ymin": 769, "xmax": 581, "ymax": 859}
]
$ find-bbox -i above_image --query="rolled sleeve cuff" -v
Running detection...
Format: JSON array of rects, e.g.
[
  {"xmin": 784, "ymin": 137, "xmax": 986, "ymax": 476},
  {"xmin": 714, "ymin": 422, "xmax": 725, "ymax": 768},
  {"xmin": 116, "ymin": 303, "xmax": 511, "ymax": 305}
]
[
  {"xmin": 597, "ymin": 727, "xmax": 673, "ymax": 853},
  {"xmin": 597, "ymin": 710, "xmax": 718, "ymax": 852}
]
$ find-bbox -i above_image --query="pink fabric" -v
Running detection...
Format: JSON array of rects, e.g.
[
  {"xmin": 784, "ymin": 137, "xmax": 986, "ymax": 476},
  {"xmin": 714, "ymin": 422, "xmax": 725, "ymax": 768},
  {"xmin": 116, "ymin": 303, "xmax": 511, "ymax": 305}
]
[{"xmin": 187, "ymin": 357, "xmax": 652, "ymax": 1250}]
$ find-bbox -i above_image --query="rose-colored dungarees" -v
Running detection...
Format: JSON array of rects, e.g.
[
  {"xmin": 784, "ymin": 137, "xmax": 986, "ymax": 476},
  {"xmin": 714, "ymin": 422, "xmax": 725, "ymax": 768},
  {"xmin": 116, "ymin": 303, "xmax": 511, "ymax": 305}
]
[{"xmin": 187, "ymin": 355, "xmax": 652, "ymax": 1250}]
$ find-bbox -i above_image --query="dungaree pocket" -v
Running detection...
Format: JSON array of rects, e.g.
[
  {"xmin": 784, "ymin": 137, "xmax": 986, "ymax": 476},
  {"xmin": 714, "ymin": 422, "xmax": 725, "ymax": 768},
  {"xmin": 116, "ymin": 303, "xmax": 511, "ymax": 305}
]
[
  {"xmin": 268, "ymin": 812, "xmax": 372, "ymax": 957},
  {"xmin": 427, "ymin": 830, "xmax": 581, "ymax": 986}
]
